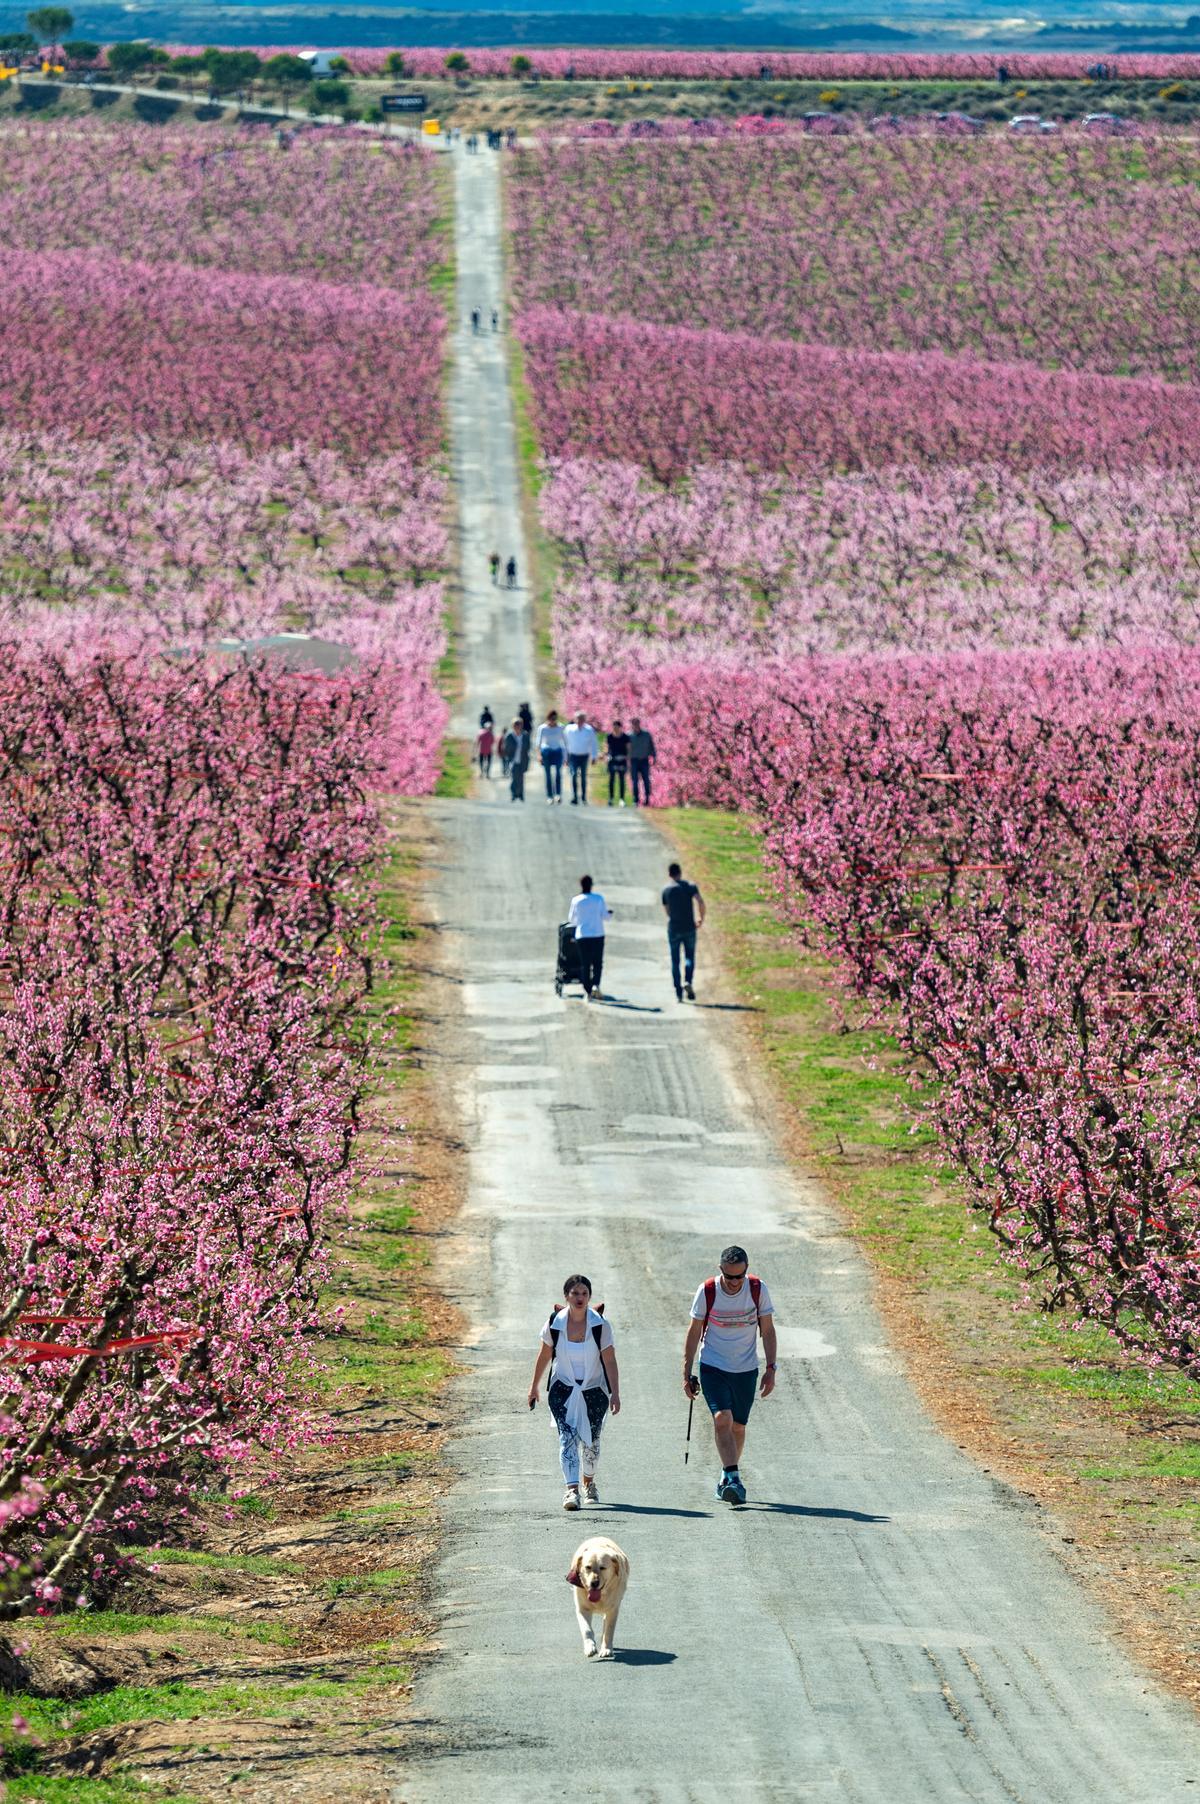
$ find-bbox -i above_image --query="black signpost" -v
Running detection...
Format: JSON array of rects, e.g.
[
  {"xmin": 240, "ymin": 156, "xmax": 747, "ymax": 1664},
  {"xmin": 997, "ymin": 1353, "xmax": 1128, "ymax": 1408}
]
[{"xmin": 381, "ymin": 92, "xmax": 427, "ymax": 113}]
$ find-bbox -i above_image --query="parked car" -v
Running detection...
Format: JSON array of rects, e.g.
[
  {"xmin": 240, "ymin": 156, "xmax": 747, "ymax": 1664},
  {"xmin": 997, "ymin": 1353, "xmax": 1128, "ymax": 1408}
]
[
  {"xmin": 798, "ymin": 110, "xmax": 852, "ymax": 133},
  {"xmin": 935, "ymin": 110, "xmax": 985, "ymax": 134},
  {"xmin": 1081, "ymin": 111, "xmax": 1131, "ymax": 133},
  {"xmin": 1009, "ymin": 114, "xmax": 1044, "ymax": 132}
]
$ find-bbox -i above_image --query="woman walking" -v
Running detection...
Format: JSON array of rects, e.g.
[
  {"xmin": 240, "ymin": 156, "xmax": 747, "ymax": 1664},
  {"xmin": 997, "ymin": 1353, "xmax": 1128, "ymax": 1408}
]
[{"xmin": 528, "ymin": 1275, "xmax": 620, "ymax": 1510}]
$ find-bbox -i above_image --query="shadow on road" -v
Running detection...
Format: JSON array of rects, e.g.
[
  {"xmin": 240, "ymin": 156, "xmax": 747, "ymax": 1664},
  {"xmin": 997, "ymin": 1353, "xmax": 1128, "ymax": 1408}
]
[
  {"xmin": 605, "ymin": 1503, "xmax": 712, "ymax": 1519},
  {"xmin": 695, "ymin": 1002, "xmax": 765, "ymax": 1013},
  {"xmin": 594, "ymin": 998, "xmax": 664, "ymax": 1014},
  {"xmin": 736, "ymin": 1503, "xmax": 891, "ymax": 1523},
  {"xmin": 612, "ymin": 1648, "xmax": 677, "ymax": 1666}
]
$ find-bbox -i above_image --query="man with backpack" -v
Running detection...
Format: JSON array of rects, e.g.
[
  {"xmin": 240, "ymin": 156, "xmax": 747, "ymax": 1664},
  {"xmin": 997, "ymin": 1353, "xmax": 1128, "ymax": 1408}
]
[{"xmin": 682, "ymin": 1245, "xmax": 776, "ymax": 1505}]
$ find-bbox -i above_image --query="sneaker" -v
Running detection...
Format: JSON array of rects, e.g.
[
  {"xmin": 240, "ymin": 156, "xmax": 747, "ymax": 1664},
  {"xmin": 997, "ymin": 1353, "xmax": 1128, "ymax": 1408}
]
[
  {"xmin": 583, "ymin": 1477, "xmax": 599, "ymax": 1503},
  {"xmin": 724, "ymin": 1474, "xmax": 747, "ymax": 1505},
  {"xmin": 563, "ymin": 1486, "xmax": 581, "ymax": 1511},
  {"xmin": 619, "ymin": 800, "xmax": 626, "ymax": 808},
  {"xmin": 714, "ymin": 1475, "xmax": 731, "ymax": 1502},
  {"xmin": 685, "ymin": 982, "xmax": 695, "ymax": 1001},
  {"xmin": 675, "ymin": 989, "xmax": 684, "ymax": 1003}
]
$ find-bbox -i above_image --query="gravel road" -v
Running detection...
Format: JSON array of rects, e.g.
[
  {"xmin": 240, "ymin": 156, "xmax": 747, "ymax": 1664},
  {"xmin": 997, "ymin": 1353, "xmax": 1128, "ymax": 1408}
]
[{"xmin": 398, "ymin": 142, "xmax": 1200, "ymax": 1804}]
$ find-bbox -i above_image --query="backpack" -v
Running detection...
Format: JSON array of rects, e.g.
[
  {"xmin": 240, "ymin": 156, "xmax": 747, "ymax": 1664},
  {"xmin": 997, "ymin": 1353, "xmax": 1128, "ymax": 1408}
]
[
  {"xmin": 701, "ymin": 1275, "xmax": 762, "ymax": 1340},
  {"xmin": 547, "ymin": 1303, "xmax": 609, "ymax": 1394}
]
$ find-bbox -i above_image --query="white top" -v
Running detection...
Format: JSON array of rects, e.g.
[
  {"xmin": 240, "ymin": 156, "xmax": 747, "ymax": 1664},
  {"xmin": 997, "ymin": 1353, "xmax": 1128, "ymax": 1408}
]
[
  {"xmin": 542, "ymin": 1306, "xmax": 614, "ymax": 1450},
  {"xmin": 564, "ymin": 722, "xmax": 600, "ymax": 759},
  {"xmin": 691, "ymin": 1276, "xmax": 774, "ymax": 1374},
  {"xmin": 538, "ymin": 722, "xmax": 568, "ymax": 753},
  {"xmin": 541, "ymin": 1308, "xmax": 614, "ymax": 1391},
  {"xmin": 568, "ymin": 892, "xmax": 611, "ymax": 939}
]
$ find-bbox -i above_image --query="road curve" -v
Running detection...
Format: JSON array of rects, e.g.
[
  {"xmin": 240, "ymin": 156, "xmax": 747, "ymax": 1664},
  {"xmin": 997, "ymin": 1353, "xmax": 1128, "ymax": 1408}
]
[{"xmin": 397, "ymin": 142, "xmax": 1200, "ymax": 1804}]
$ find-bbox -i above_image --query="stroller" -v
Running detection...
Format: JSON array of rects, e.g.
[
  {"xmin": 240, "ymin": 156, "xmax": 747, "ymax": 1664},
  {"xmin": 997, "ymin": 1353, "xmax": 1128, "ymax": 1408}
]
[{"xmin": 555, "ymin": 921, "xmax": 584, "ymax": 997}]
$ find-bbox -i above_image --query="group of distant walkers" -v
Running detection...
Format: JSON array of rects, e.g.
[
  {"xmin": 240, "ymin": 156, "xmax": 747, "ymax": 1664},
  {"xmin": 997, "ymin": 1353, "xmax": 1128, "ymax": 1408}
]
[{"xmin": 475, "ymin": 705, "xmax": 657, "ymax": 809}]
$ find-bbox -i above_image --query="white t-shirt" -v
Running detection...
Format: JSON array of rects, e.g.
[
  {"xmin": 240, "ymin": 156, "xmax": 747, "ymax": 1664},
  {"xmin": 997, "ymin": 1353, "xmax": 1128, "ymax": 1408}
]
[
  {"xmin": 538, "ymin": 722, "xmax": 568, "ymax": 754},
  {"xmin": 691, "ymin": 1276, "xmax": 774, "ymax": 1374},
  {"xmin": 568, "ymin": 892, "xmax": 611, "ymax": 939}
]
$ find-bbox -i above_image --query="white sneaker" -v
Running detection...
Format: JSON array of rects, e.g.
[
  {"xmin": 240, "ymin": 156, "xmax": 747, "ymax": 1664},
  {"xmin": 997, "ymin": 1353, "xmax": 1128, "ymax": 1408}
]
[
  {"xmin": 563, "ymin": 1486, "xmax": 581, "ymax": 1511},
  {"xmin": 583, "ymin": 1477, "xmax": 599, "ymax": 1503}
]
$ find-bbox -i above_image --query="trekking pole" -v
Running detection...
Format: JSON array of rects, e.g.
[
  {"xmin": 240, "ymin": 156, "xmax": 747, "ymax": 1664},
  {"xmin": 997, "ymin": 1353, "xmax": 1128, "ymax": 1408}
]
[{"xmin": 684, "ymin": 1388, "xmax": 695, "ymax": 1464}]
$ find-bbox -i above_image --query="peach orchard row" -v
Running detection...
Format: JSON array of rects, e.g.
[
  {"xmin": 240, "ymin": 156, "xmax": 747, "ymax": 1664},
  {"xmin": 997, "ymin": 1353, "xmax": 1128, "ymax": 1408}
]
[
  {"xmin": 166, "ymin": 45, "xmax": 1200, "ymax": 81},
  {"xmin": 0, "ymin": 124, "xmax": 449, "ymax": 1609},
  {"xmin": 514, "ymin": 132, "xmax": 1200, "ymax": 1374}
]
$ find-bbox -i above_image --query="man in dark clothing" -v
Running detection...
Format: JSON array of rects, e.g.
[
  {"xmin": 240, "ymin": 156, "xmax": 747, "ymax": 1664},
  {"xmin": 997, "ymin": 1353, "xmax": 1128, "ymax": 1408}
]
[
  {"xmin": 662, "ymin": 860, "xmax": 705, "ymax": 1001},
  {"xmin": 606, "ymin": 718, "xmax": 630, "ymax": 806},
  {"xmin": 503, "ymin": 717, "xmax": 530, "ymax": 802},
  {"xmin": 629, "ymin": 718, "xmax": 656, "ymax": 807}
]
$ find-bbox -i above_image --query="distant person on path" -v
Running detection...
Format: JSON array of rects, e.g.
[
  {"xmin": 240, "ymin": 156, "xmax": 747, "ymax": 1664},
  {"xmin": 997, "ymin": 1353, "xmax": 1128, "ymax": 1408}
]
[
  {"xmin": 528, "ymin": 1273, "xmax": 620, "ymax": 1511},
  {"xmin": 518, "ymin": 700, "xmax": 534, "ymax": 735},
  {"xmin": 503, "ymin": 717, "xmax": 529, "ymax": 802},
  {"xmin": 479, "ymin": 704, "xmax": 494, "ymax": 732},
  {"xmin": 506, "ymin": 555, "xmax": 518, "ymax": 589},
  {"xmin": 629, "ymin": 718, "xmax": 657, "ymax": 807},
  {"xmin": 606, "ymin": 718, "xmax": 630, "ymax": 807},
  {"xmin": 682, "ymin": 1245, "xmax": 776, "ymax": 1506},
  {"xmin": 567, "ymin": 873, "xmax": 611, "ymax": 1001},
  {"xmin": 662, "ymin": 860, "xmax": 705, "ymax": 1002},
  {"xmin": 565, "ymin": 712, "xmax": 600, "ymax": 806},
  {"xmin": 491, "ymin": 309, "xmax": 499, "ymax": 331},
  {"xmin": 488, "ymin": 551, "xmax": 500, "ymax": 585},
  {"xmin": 476, "ymin": 721, "xmax": 495, "ymax": 778},
  {"xmin": 537, "ymin": 707, "xmax": 568, "ymax": 803},
  {"xmin": 471, "ymin": 307, "xmax": 481, "ymax": 334}
]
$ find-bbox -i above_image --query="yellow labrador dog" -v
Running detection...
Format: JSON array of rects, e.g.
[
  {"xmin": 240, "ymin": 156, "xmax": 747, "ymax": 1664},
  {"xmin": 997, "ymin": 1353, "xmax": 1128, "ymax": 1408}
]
[{"xmin": 566, "ymin": 1535, "xmax": 629, "ymax": 1661}]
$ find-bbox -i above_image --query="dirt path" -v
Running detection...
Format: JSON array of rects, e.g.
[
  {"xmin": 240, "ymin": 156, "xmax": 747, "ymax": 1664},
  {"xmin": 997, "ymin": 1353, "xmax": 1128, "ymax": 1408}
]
[{"xmin": 398, "ymin": 141, "xmax": 1200, "ymax": 1804}]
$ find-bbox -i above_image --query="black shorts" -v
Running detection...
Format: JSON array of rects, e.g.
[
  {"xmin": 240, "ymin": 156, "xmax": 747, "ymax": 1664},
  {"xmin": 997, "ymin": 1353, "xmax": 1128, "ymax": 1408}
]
[{"xmin": 699, "ymin": 1363, "xmax": 757, "ymax": 1425}]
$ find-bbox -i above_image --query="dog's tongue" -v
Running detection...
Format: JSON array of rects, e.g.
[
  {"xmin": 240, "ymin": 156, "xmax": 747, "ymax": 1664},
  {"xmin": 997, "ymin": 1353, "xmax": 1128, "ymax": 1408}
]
[{"xmin": 587, "ymin": 1586, "xmax": 603, "ymax": 1603}]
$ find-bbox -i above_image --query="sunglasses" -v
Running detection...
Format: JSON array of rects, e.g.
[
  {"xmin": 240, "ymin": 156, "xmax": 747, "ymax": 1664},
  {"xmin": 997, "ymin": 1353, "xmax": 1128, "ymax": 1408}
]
[{"xmin": 721, "ymin": 1268, "xmax": 748, "ymax": 1281}]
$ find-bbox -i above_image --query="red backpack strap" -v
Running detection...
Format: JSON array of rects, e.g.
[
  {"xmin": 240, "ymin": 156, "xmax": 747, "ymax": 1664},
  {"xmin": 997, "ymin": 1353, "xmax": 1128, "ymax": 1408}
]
[
  {"xmin": 701, "ymin": 1277, "xmax": 717, "ymax": 1332},
  {"xmin": 749, "ymin": 1275, "xmax": 762, "ymax": 1314}
]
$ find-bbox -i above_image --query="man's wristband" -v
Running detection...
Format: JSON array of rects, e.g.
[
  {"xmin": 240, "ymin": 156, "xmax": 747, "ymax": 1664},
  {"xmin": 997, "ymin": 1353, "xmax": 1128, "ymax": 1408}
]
[{"xmin": 764, "ymin": 1362, "xmax": 777, "ymax": 1370}]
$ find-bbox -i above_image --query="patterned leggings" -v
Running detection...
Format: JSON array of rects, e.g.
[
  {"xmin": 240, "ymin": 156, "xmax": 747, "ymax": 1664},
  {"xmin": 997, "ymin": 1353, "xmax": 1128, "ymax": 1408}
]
[{"xmin": 549, "ymin": 1381, "xmax": 608, "ymax": 1485}]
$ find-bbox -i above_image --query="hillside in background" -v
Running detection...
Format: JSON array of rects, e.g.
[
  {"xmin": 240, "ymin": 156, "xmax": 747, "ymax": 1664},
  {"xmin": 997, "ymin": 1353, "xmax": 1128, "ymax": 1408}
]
[{"xmin": 45, "ymin": 0, "xmax": 1200, "ymax": 51}]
